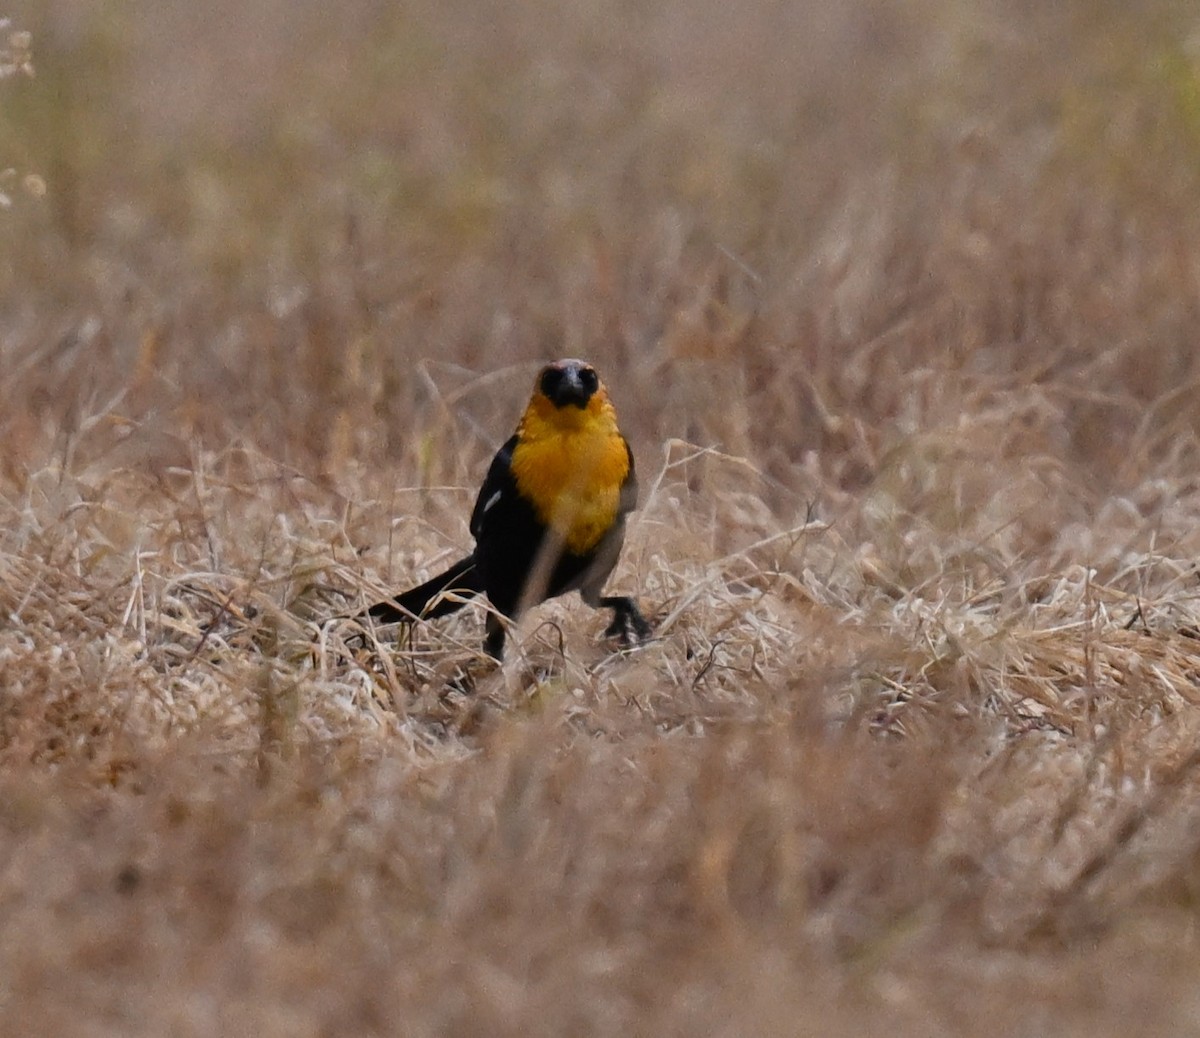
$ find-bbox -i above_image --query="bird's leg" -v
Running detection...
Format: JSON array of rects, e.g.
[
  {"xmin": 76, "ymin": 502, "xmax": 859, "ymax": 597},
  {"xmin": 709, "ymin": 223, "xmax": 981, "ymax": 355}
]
[
  {"xmin": 484, "ymin": 613, "xmax": 507, "ymax": 659},
  {"xmin": 598, "ymin": 596, "xmax": 651, "ymax": 647}
]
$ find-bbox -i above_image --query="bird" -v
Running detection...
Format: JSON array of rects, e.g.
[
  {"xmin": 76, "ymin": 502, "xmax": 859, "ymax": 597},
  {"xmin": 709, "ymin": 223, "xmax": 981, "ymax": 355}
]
[{"xmin": 362, "ymin": 358, "xmax": 651, "ymax": 659}]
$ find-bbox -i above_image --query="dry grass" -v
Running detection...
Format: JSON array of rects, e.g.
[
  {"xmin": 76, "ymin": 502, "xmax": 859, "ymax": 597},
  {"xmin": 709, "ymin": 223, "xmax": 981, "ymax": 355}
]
[{"xmin": 5, "ymin": 0, "xmax": 1200, "ymax": 1033}]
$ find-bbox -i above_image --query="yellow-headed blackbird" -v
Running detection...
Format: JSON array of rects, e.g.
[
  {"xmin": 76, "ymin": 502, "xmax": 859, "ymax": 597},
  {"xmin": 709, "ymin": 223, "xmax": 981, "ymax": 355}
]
[{"xmin": 365, "ymin": 359, "xmax": 651, "ymax": 659}]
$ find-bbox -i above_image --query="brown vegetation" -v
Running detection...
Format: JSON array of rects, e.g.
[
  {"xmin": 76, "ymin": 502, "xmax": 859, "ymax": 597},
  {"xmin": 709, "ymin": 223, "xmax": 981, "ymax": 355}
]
[{"xmin": 4, "ymin": 0, "xmax": 1200, "ymax": 1033}]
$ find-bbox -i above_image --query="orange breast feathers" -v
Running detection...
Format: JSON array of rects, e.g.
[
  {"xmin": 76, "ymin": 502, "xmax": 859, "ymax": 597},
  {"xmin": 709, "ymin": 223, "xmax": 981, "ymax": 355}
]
[{"xmin": 509, "ymin": 387, "xmax": 631, "ymax": 555}]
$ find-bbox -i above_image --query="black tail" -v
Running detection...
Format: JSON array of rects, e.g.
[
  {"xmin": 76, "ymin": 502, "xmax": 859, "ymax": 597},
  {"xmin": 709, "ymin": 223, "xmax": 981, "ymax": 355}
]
[{"xmin": 364, "ymin": 555, "xmax": 484, "ymax": 624}]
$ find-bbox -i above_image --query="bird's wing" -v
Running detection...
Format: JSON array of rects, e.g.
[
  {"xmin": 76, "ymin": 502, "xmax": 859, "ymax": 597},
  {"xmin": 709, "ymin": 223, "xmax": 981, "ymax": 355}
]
[{"xmin": 469, "ymin": 434, "xmax": 519, "ymax": 539}]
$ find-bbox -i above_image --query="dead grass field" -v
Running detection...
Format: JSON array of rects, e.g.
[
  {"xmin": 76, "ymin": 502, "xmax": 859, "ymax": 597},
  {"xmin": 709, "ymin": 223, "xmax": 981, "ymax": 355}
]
[{"xmin": 5, "ymin": 0, "xmax": 1200, "ymax": 1033}]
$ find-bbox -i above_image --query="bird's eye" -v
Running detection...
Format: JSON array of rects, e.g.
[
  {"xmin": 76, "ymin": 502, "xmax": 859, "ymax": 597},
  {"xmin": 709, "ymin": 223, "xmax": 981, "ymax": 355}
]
[
  {"xmin": 539, "ymin": 368, "xmax": 563, "ymax": 398},
  {"xmin": 579, "ymin": 367, "xmax": 599, "ymax": 392}
]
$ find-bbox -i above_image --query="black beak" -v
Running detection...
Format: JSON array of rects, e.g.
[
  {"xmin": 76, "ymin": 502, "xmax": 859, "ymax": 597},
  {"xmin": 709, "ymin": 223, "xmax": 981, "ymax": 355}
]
[{"xmin": 554, "ymin": 368, "xmax": 591, "ymax": 407}]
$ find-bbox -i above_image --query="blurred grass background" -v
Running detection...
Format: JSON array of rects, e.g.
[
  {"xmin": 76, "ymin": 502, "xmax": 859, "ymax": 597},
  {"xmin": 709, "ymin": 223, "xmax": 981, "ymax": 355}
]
[
  {"xmin": 6, "ymin": 0, "xmax": 1200, "ymax": 1034},
  {"xmin": 5, "ymin": 0, "xmax": 1200, "ymax": 487}
]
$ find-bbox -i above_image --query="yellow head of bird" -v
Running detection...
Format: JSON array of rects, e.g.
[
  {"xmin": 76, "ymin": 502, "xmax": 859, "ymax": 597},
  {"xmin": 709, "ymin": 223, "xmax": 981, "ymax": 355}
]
[{"xmin": 524, "ymin": 359, "xmax": 614, "ymax": 430}]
